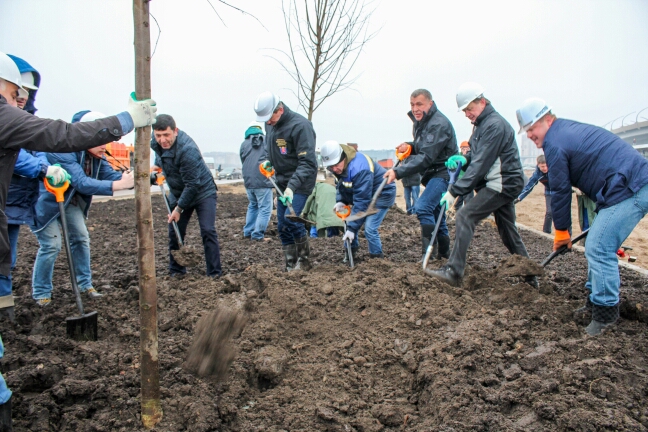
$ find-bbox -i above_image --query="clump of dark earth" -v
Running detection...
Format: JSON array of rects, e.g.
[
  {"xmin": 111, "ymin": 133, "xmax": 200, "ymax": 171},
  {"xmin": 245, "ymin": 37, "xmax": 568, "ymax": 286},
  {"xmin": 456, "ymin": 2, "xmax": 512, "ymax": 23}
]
[
  {"xmin": 1, "ymin": 193, "xmax": 648, "ymax": 431},
  {"xmin": 496, "ymin": 254, "xmax": 545, "ymax": 277},
  {"xmin": 185, "ymin": 307, "xmax": 246, "ymax": 380},
  {"xmin": 171, "ymin": 245, "xmax": 203, "ymax": 268}
]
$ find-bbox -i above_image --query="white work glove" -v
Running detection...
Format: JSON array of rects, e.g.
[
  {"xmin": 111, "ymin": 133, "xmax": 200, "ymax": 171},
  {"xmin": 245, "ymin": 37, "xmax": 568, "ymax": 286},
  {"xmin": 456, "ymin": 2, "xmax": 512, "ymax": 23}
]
[
  {"xmin": 279, "ymin": 187, "xmax": 294, "ymax": 205},
  {"xmin": 45, "ymin": 164, "xmax": 69, "ymax": 186},
  {"xmin": 440, "ymin": 191, "xmax": 455, "ymax": 210},
  {"xmin": 333, "ymin": 202, "xmax": 347, "ymax": 213},
  {"xmin": 127, "ymin": 92, "xmax": 157, "ymax": 128},
  {"xmin": 342, "ymin": 230, "xmax": 355, "ymax": 243}
]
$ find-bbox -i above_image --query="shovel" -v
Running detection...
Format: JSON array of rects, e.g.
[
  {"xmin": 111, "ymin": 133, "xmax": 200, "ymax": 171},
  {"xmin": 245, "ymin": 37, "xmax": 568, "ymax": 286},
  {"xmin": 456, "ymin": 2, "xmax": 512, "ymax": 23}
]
[
  {"xmin": 335, "ymin": 204, "xmax": 354, "ymax": 268},
  {"xmin": 344, "ymin": 145, "xmax": 412, "ymax": 223},
  {"xmin": 44, "ymin": 179, "xmax": 98, "ymax": 341},
  {"xmin": 422, "ymin": 161, "xmax": 462, "ymax": 272},
  {"xmin": 540, "ymin": 229, "xmax": 589, "ymax": 267},
  {"xmin": 259, "ymin": 163, "xmax": 315, "ymax": 225}
]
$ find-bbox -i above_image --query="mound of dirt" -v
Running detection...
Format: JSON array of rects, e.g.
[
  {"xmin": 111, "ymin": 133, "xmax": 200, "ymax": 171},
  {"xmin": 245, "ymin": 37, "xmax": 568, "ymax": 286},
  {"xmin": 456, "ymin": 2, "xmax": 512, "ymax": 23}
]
[
  {"xmin": 171, "ymin": 245, "xmax": 203, "ymax": 268},
  {"xmin": 1, "ymin": 193, "xmax": 647, "ymax": 431},
  {"xmin": 495, "ymin": 254, "xmax": 545, "ymax": 277}
]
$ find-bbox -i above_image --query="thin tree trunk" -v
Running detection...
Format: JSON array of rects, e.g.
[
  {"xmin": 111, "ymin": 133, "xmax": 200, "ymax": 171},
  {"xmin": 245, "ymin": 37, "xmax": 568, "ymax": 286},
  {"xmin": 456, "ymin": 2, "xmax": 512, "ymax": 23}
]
[{"xmin": 133, "ymin": 0, "xmax": 162, "ymax": 428}]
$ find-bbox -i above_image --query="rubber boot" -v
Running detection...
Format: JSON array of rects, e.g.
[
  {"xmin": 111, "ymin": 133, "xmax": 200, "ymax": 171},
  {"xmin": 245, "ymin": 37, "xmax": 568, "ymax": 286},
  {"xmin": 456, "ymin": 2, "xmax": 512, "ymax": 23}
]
[
  {"xmin": 437, "ymin": 234, "xmax": 450, "ymax": 259},
  {"xmin": 0, "ymin": 307, "xmax": 14, "ymax": 324},
  {"xmin": 0, "ymin": 398, "xmax": 12, "ymax": 432},
  {"xmin": 420, "ymin": 224, "xmax": 435, "ymax": 261},
  {"xmin": 586, "ymin": 303, "xmax": 619, "ymax": 336},
  {"xmin": 343, "ymin": 247, "xmax": 358, "ymax": 264},
  {"xmin": 294, "ymin": 236, "xmax": 312, "ymax": 271},
  {"xmin": 524, "ymin": 275, "xmax": 539, "ymax": 289},
  {"xmin": 425, "ymin": 265, "xmax": 461, "ymax": 287},
  {"xmin": 282, "ymin": 244, "xmax": 298, "ymax": 272},
  {"xmin": 369, "ymin": 252, "xmax": 384, "ymax": 259}
]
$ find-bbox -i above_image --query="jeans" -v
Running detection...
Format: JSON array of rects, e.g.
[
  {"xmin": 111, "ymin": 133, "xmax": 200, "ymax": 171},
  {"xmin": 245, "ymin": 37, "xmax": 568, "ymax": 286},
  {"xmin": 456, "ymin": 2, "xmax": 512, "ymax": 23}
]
[
  {"xmin": 543, "ymin": 195, "xmax": 553, "ymax": 234},
  {"xmin": 347, "ymin": 207, "xmax": 389, "ymax": 255},
  {"xmin": 414, "ymin": 178, "xmax": 449, "ymax": 237},
  {"xmin": 244, "ymin": 188, "xmax": 273, "ymax": 240},
  {"xmin": 0, "ymin": 225, "xmax": 20, "ymax": 303},
  {"xmin": 404, "ymin": 185, "xmax": 420, "ymax": 214},
  {"xmin": 0, "ymin": 336, "xmax": 10, "ymax": 404},
  {"xmin": 32, "ymin": 204, "xmax": 92, "ymax": 300},
  {"xmin": 448, "ymin": 188, "xmax": 529, "ymax": 277},
  {"xmin": 584, "ymin": 183, "xmax": 648, "ymax": 307},
  {"xmin": 277, "ymin": 193, "xmax": 308, "ymax": 245},
  {"xmin": 169, "ymin": 194, "xmax": 222, "ymax": 277}
]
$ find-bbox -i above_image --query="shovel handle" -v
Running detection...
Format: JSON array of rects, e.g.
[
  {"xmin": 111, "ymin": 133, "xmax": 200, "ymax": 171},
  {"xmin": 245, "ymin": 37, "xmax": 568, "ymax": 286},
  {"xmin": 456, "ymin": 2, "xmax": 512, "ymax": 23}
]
[
  {"xmin": 396, "ymin": 144, "xmax": 412, "ymax": 161},
  {"xmin": 259, "ymin": 162, "xmax": 275, "ymax": 179},
  {"xmin": 422, "ymin": 205, "xmax": 445, "ymax": 271},
  {"xmin": 44, "ymin": 178, "xmax": 70, "ymax": 203},
  {"xmin": 335, "ymin": 205, "xmax": 352, "ymax": 220}
]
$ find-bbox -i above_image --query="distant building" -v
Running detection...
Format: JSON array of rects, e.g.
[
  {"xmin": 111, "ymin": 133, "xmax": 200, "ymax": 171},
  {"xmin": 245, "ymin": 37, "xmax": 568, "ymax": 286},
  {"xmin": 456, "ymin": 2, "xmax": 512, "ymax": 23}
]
[{"xmin": 612, "ymin": 119, "xmax": 648, "ymax": 159}]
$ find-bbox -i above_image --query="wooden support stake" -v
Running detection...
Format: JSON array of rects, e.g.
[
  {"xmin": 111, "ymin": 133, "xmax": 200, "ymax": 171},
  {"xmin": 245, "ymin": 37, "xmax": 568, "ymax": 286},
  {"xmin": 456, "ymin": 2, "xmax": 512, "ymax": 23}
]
[{"xmin": 133, "ymin": 0, "xmax": 162, "ymax": 428}]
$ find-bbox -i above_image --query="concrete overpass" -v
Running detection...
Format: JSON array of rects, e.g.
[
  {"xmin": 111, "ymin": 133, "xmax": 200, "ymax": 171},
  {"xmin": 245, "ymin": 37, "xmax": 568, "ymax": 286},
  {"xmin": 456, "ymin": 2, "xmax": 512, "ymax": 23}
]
[{"xmin": 612, "ymin": 118, "xmax": 648, "ymax": 159}]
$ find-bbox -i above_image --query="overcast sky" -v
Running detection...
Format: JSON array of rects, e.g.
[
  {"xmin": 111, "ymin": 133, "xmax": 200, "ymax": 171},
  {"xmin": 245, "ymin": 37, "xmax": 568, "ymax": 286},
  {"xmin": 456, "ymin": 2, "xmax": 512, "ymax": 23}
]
[{"xmin": 2, "ymin": 0, "xmax": 648, "ymax": 154}]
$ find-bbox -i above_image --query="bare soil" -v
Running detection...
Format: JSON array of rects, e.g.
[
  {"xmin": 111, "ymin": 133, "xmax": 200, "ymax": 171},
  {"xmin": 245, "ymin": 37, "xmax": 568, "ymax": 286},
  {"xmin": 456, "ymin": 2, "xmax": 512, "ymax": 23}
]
[{"xmin": 1, "ymin": 184, "xmax": 648, "ymax": 431}]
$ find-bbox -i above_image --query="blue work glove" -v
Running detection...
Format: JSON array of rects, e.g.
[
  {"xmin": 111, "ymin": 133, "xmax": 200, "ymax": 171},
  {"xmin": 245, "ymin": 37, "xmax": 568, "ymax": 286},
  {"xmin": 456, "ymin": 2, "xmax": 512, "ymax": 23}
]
[
  {"xmin": 445, "ymin": 155, "xmax": 467, "ymax": 170},
  {"xmin": 279, "ymin": 187, "xmax": 293, "ymax": 205}
]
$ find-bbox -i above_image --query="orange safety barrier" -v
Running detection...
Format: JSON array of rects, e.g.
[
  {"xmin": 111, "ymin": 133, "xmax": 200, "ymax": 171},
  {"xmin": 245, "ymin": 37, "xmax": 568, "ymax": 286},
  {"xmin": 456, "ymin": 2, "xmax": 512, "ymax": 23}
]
[{"xmin": 105, "ymin": 142, "xmax": 134, "ymax": 171}]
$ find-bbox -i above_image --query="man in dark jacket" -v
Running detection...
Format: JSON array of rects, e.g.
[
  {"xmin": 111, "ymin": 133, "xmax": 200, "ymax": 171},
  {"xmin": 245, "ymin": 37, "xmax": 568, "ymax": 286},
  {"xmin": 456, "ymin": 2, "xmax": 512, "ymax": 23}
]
[
  {"xmin": 428, "ymin": 82, "xmax": 533, "ymax": 288},
  {"xmin": 32, "ymin": 111, "xmax": 135, "ymax": 306},
  {"xmin": 400, "ymin": 157, "xmax": 421, "ymax": 215},
  {"xmin": 321, "ymin": 141, "xmax": 396, "ymax": 261},
  {"xmin": 384, "ymin": 89, "xmax": 457, "ymax": 260},
  {"xmin": 517, "ymin": 97, "xmax": 648, "ymax": 336},
  {"xmin": 151, "ymin": 114, "xmax": 221, "ymax": 277},
  {"xmin": 240, "ymin": 121, "xmax": 273, "ymax": 240},
  {"xmin": 254, "ymin": 92, "xmax": 317, "ymax": 271}
]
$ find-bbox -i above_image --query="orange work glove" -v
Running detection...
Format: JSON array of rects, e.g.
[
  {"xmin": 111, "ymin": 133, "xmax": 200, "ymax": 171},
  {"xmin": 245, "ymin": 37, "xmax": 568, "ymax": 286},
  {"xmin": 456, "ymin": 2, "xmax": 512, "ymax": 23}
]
[{"xmin": 553, "ymin": 229, "xmax": 572, "ymax": 251}]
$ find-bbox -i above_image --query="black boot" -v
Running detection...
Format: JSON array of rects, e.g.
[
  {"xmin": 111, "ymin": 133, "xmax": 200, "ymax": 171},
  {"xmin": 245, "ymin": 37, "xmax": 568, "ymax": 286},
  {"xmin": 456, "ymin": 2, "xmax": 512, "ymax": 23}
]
[
  {"xmin": 524, "ymin": 275, "xmax": 539, "ymax": 288},
  {"xmin": 369, "ymin": 252, "xmax": 384, "ymax": 259},
  {"xmin": 425, "ymin": 265, "xmax": 461, "ymax": 287},
  {"xmin": 282, "ymin": 244, "xmax": 297, "ymax": 272},
  {"xmin": 586, "ymin": 303, "xmax": 619, "ymax": 336},
  {"xmin": 0, "ymin": 397, "xmax": 12, "ymax": 432},
  {"xmin": 294, "ymin": 236, "xmax": 312, "ymax": 271},
  {"xmin": 0, "ymin": 306, "xmax": 15, "ymax": 324},
  {"xmin": 420, "ymin": 224, "xmax": 435, "ymax": 260},
  {"xmin": 437, "ymin": 234, "xmax": 450, "ymax": 259},
  {"xmin": 343, "ymin": 247, "xmax": 358, "ymax": 264}
]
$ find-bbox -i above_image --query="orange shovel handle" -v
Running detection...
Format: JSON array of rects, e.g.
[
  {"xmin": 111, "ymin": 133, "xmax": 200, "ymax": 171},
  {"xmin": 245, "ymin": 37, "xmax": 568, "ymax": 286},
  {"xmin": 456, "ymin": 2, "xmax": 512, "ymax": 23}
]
[
  {"xmin": 396, "ymin": 144, "xmax": 412, "ymax": 161},
  {"xmin": 259, "ymin": 163, "xmax": 275, "ymax": 178},
  {"xmin": 44, "ymin": 178, "xmax": 70, "ymax": 203},
  {"xmin": 335, "ymin": 205, "xmax": 352, "ymax": 220}
]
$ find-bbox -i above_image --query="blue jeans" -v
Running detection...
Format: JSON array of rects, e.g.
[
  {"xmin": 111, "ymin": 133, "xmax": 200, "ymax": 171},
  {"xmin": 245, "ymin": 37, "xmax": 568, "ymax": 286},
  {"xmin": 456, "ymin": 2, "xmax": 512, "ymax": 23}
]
[
  {"xmin": 244, "ymin": 188, "xmax": 273, "ymax": 240},
  {"xmin": 0, "ymin": 335, "xmax": 11, "ymax": 404},
  {"xmin": 584, "ymin": 183, "xmax": 648, "ymax": 307},
  {"xmin": 404, "ymin": 185, "xmax": 420, "ymax": 214},
  {"xmin": 0, "ymin": 224, "xmax": 20, "ymax": 304},
  {"xmin": 277, "ymin": 193, "xmax": 308, "ymax": 245},
  {"xmin": 347, "ymin": 207, "xmax": 390, "ymax": 255},
  {"xmin": 32, "ymin": 204, "xmax": 92, "ymax": 300},
  {"xmin": 414, "ymin": 178, "xmax": 449, "ymax": 236},
  {"xmin": 169, "ymin": 194, "xmax": 222, "ymax": 277}
]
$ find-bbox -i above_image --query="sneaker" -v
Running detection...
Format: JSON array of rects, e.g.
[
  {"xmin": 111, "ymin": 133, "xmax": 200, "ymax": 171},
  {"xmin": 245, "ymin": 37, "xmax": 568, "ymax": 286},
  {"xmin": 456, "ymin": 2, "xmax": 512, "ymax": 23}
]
[
  {"xmin": 84, "ymin": 288, "xmax": 103, "ymax": 299},
  {"xmin": 36, "ymin": 298, "xmax": 52, "ymax": 307}
]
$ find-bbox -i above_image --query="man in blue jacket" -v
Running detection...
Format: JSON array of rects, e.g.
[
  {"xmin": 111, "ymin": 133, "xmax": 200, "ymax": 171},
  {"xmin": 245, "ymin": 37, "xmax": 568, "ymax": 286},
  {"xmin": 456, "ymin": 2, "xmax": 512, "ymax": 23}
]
[
  {"xmin": 517, "ymin": 97, "xmax": 648, "ymax": 336},
  {"xmin": 516, "ymin": 154, "xmax": 553, "ymax": 233},
  {"xmin": 240, "ymin": 121, "xmax": 273, "ymax": 241},
  {"xmin": 31, "ymin": 111, "xmax": 134, "ymax": 306},
  {"xmin": 321, "ymin": 140, "xmax": 396, "ymax": 261},
  {"xmin": 151, "ymin": 114, "xmax": 222, "ymax": 278}
]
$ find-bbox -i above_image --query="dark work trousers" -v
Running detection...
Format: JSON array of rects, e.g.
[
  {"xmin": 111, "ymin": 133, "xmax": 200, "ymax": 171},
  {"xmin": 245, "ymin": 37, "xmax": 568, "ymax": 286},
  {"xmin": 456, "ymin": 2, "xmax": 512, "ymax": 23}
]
[
  {"xmin": 277, "ymin": 193, "xmax": 308, "ymax": 245},
  {"xmin": 543, "ymin": 195, "xmax": 553, "ymax": 234},
  {"xmin": 169, "ymin": 193, "xmax": 222, "ymax": 277},
  {"xmin": 447, "ymin": 188, "xmax": 529, "ymax": 277}
]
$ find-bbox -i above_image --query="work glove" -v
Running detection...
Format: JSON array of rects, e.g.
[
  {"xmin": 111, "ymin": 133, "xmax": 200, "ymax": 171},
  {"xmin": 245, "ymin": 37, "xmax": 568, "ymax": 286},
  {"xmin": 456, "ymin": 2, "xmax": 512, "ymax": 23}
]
[
  {"xmin": 279, "ymin": 187, "xmax": 293, "ymax": 205},
  {"xmin": 553, "ymin": 229, "xmax": 572, "ymax": 251},
  {"xmin": 261, "ymin": 161, "xmax": 273, "ymax": 171},
  {"xmin": 342, "ymin": 230, "xmax": 355, "ymax": 243},
  {"xmin": 445, "ymin": 155, "xmax": 467, "ymax": 170},
  {"xmin": 333, "ymin": 202, "xmax": 347, "ymax": 213},
  {"xmin": 127, "ymin": 92, "xmax": 157, "ymax": 128},
  {"xmin": 46, "ymin": 164, "xmax": 71, "ymax": 187},
  {"xmin": 514, "ymin": 198, "xmax": 521, "ymax": 204},
  {"xmin": 440, "ymin": 191, "xmax": 455, "ymax": 210}
]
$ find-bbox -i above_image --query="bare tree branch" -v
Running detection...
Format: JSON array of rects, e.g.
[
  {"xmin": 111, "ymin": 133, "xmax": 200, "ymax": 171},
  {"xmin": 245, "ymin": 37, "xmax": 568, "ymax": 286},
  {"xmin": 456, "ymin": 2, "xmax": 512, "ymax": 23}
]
[
  {"xmin": 267, "ymin": 0, "xmax": 377, "ymax": 120},
  {"xmin": 204, "ymin": 0, "xmax": 269, "ymax": 31}
]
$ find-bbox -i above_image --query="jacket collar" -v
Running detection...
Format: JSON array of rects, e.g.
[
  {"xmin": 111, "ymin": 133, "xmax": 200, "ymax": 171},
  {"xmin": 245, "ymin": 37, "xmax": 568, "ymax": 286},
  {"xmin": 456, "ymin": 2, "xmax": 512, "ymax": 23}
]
[
  {"xmin": 407, "ymin": 102, "xmax": 438, "ymax": 126},
  {"xmin": 275, "ymin": 104, "xmax": 294, "ymax": 128},
  {"xmin": 472, "ymin": 103, "xmax": 495, "ymax": 126}
]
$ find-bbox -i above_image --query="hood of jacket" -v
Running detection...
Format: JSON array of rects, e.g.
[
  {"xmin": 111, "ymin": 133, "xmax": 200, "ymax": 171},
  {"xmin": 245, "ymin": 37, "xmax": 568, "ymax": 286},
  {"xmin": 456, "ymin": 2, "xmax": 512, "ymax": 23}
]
[{"xmin": 7, "ymin": 54, "xmax": 41, "ymax": 115}]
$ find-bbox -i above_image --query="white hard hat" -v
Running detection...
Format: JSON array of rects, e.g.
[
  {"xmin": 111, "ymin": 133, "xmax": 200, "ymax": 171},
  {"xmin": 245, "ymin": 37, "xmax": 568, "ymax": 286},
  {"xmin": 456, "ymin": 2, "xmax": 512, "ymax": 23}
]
[
  {"xmin": 0, "ymin": 51, "xmax": 28, "ymax": 99},
  {"xmin": 80, "ymin": 111, "xmax": 107, "ymax": 122},
  {"xmin": 20, "ymin": 71, "xmax": 38, "ymax": 90},
  {"xmin": 456, "ymin": 82, "xmax": 485, "ymax": 111},
  {"xmin": 254, "ymin": 91, "xmax": 281, "ymax": 122},
  {"xmin": 515, "ymin": 98, "xmax": 552, "ymax": 134},
  {"xmin": 320, "ymin": 140, "xmax": 343, "ymax": 167}
]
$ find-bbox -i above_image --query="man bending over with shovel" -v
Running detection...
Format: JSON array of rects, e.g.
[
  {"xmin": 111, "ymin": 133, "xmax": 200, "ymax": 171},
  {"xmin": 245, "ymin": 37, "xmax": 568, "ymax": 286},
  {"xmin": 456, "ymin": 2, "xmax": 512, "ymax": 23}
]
[
  {"xmin": 254, "ymin": 92, "xmax": 317, "ymax": 272},
  {"xmin": 150, "ymin": 114, "xmax": 222, "ymax": 278},
  {"xmin": 321, "ymin": 140, "xmax": 396, "ymax": 262},
  {"xmin": 31, "ymin": 111, "xmax": 135, "ymax": 306}
]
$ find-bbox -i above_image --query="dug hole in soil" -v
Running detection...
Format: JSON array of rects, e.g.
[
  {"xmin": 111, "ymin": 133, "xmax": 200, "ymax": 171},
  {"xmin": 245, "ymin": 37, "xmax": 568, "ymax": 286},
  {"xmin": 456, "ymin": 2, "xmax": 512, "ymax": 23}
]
[{"xmin": 1, "ymin": 190, "xmax": 648, "ymax": 431}]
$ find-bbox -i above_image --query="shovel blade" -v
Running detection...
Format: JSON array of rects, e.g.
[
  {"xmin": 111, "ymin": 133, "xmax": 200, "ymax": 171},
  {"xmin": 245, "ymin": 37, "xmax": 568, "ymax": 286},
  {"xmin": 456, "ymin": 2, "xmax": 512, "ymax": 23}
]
[
  {"xmin": 66, "ymin": 311, "xmax": 98, "ymax": 341},
  {"xmin": 344, "ymin": 208, "xmax": 378, "ymax": 223},
  {"xmin": 286, "ymin": 214, "xmax": 315, "ymax": 225}
]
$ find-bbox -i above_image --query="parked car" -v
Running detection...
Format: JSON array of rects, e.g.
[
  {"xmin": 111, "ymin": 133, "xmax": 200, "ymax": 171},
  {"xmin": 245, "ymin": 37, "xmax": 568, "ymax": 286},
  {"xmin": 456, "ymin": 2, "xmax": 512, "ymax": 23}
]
[{"xmin": 217, "ymin": 169, "xmax": 242, "ymax": 180}]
